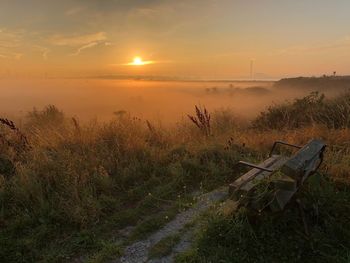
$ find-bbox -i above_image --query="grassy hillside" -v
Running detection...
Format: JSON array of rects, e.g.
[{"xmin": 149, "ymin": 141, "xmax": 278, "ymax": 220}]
[
  {"xmin": 274, "ymin": 76, "xmax": 350, "ymax": 91},
  {"xmin": 1, "ymin": 93, "xmax": 350, "ymax": 262}
]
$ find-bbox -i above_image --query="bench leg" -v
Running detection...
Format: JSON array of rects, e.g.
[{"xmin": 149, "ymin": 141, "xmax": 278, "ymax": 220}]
[{"xmin": 296, "ymin": 198, "xmax": 310, "ymax": 237}]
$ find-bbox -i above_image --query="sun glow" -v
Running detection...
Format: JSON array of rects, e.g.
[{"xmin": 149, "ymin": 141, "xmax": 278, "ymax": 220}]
[
  {"xmin": 133, "ymin": 57, "xmax": 143, "ymax": 65},
  {"xmin": 126, "ymin": 56, "xmax": 154, "ymax": 66}
]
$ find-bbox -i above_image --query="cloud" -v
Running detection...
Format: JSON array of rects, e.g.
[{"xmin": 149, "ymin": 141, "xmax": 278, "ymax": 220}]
[
  {"xmin": 49, "ymin": 32, "xmax": 107, "ymax": 46},
  {"xmin": 71, "ymin": 42, "xmax": 98, "ymax": 56},
  {"xmin": 0, "ymin": 28, "xmax": 23, "ymax": 48},
  {"xmin": 273, "ymin": 37, "xmax": 350, "ymax": 56},
  {"xmin": 0, "ymin": 28, "xmax": 24, "ymax": 60},
  {"xmin": 0, "ymin": 52, "xmax": 23, "ymax": 60},
  {"xmin": 65, "ymin": 6, "xmax": 85, "ymax": 16},
  {"xmin": 128, "ymin": 7, "xmax": 158, "ymax": 19},
  {"xmin": 14, "ymin": 53, "xmax": 23, "ymax": 60},
  {"xmin": 34, "ymin": 46, "xmax": 50, "ymax": 60},
  {"xmin": 48, "ymin": 32, "xmax": 109, "ymax": 56},
  {"xmin": 42, "ymin": 49, "xmax": 50, "ymax": 60}
]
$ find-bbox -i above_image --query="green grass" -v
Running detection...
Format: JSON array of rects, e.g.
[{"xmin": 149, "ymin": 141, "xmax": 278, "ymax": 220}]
[
  {"xmin": 0, "ymin": 105, "xmax": 245, "ymax": 262},
  {"xmin": 149, "ymin": 234, "xmax": 181, "ymax": 259},
  {"xmin": 87, "ymin": 242, "xmax": 123, "ymax": 263},
  {"xmin": 1, "ymin": 96, "xmax": 350, "ymax": 262},
  {"xmin": 176, "ymin": 173, "xmax": 350, "ymax": 263},
  {"xmin": 128, "ymin": 205, "xmax": 179, "ymax": 242}
]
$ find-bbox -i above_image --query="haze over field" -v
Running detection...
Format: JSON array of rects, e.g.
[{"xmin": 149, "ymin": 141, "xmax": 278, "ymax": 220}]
[
  {"xmin": 0, "ymin": 79, "xmax": 274, "ymax": 121},
  {"xmin": 1, "ymin": 77, "xmax": 349, "ymax": 123}
]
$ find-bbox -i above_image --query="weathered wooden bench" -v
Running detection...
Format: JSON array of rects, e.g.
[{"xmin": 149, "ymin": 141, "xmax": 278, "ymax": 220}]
[{"xmin": 229, "ymin": 139, "xmax": 326, "ymax": 211}]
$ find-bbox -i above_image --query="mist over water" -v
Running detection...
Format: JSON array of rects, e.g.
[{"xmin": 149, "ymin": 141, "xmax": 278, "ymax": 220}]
[{"xmin": 0, "ymin": 79, "xmax": 339, "ymax": 123}]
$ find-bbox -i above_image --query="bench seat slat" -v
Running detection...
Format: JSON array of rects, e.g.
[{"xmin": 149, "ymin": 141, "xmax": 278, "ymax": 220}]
[
  {"xmin": 228, "ymin": 156, "xmax": 280, "ymax": 196},
  {"xmin": 239, "ymin": 157, "xmax": 288, "ymax": 193}
]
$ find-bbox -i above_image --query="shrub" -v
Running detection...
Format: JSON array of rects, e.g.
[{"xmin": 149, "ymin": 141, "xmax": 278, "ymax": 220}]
[
  {"xmin": 211, "ymin": 108, "xmax": 238, "ymax": 134},
  {"xmin": 253, "ymin": 92, "xmax": 350, "ymax": 130},
  {"xmin": 25, "ymin": 105, "xmax": 65, "ymax": 128}
]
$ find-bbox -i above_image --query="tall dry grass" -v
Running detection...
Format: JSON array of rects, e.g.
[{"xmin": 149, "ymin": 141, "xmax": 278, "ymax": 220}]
[
  {"xmin": 0, "ymin": 103, "xmax": 246, "ymax": 263},
  {"xmin": 1, "ymin": 92, "xmax": 350, "ymax": 262}
]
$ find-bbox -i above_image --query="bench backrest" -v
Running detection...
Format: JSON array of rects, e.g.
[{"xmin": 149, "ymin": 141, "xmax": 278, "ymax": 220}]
[{"xmin": 281, "ymin": 139, "xmax": 326, "ymax": 183}]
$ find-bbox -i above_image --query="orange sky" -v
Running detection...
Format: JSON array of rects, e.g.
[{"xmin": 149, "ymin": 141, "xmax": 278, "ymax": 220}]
[{"xmin": 1, "ymin": 0, "xmax": 350, "ymax": 79}]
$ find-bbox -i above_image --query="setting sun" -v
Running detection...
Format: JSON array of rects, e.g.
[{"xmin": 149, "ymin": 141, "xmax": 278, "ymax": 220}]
[
  {"xmin": 133, "ymin": 57, "xmax": 143, "ymax": 65},
  {"xmin": 126, "ymin": 56, "xmax": 154, "ymax": 66}
]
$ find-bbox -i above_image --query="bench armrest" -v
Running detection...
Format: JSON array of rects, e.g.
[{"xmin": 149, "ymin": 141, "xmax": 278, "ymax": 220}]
[
  {"xmin": 269, "ymin": 141, "xmax": 302, "ymax": 157},
  {"xmin": 237, "ymin": 161, "xmax": 273, "ymax": 172}
]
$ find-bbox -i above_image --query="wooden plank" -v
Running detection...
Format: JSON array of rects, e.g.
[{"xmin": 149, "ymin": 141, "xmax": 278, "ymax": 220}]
[
  {"xmin": 238, "ymin": 157, "xmax": 288, "ymax": 193},
  {"xmin": 228, "ymin": 156, "xmax": 280, "ymax": 197},
  {"xmin": 281, "ymin": 139, "xmax": 325, "ymax": 180}
]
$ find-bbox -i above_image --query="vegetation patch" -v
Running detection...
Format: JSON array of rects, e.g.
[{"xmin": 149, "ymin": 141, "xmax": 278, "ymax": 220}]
[
  {"xmin": 177, "ymin": 174, "xmax": 350, "ymax": 263},
  {"xmin": 148, "ymin": 234, "xmax": 181, "ymax": 259},
  {"xmin": 253, "ymin": 91, "xmax": 350, "ymax": 130},
  {"xmin": 1, "ymin": 92, "xmax": 350, "ymax": 262}
]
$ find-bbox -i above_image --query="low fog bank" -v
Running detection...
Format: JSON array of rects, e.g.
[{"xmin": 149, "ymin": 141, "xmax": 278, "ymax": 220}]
[{"xmin": 0, "ymin": 78, "xmax": 348, "ymax": 123}]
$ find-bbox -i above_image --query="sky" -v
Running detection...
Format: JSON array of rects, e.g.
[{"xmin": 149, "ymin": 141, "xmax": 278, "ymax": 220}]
[{"xmin": 1, "ymin": 0, "xmax": 350, "ymax": 79}]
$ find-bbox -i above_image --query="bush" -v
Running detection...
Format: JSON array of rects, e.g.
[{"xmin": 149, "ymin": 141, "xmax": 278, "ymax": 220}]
[
  {"xmin": 253, "ymin": 92, "xmax": 325, "ymax": 130},
  {"xmin": 212, "ymin": 108, "xmax": 238, "ymax": 134},
  {"xmin": 25, "ymin": 105, "xmax": 65, "ymax": 128},
  {"xmin": 253, "ymin": 92, "xmax": 350, "ymax": 130}
]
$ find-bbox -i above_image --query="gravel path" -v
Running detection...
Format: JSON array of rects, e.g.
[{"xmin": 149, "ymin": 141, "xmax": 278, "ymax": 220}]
[
  {"xmin": 147, "ymin": 229, "xmax": 193, "ymax": 263},
  {"xmin": 116, "ymin": 187, "xmax": 228, "ymax": 263}
]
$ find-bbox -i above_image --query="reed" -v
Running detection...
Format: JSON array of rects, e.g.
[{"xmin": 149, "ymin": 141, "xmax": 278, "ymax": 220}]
[
  {"xmin": 0, "ymin": 118, "xmax": 30, "ymax": 150},
  {"xmin": 187, "ymin": 105, "xmax": 211, "ymax": 136}
]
